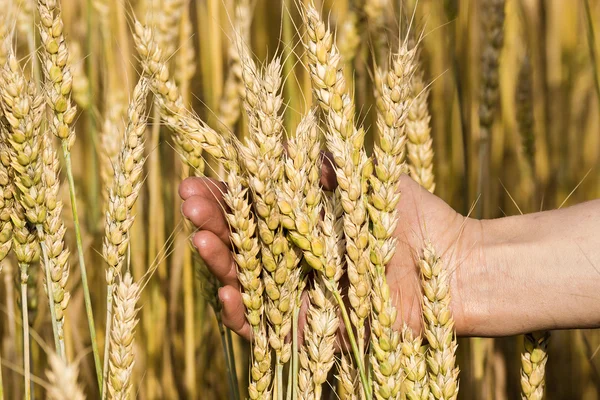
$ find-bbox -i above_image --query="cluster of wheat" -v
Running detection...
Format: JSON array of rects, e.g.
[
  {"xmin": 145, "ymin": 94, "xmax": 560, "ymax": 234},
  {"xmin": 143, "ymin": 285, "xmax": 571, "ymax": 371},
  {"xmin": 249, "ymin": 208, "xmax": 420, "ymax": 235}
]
[{"xmin": 3, "ymin": 0, "xmax": 599, "ymax": 398}]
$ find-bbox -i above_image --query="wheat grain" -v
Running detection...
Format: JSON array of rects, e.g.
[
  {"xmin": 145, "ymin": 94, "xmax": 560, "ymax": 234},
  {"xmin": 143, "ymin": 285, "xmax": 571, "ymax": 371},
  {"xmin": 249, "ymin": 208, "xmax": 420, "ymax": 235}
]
[
  {"xmin": 304, "ymin": 4, "xmax": 373, "ymax": 372},
  {"xmin": 107, "ymin": 272, "xmax": 142, "ymax": 400},
  {"xmin": 406, "ymin": 69, "xmax": 435, "ymax": 193},
  {"xmin": 420, "ymin": 241, "xmax": 459, "ymax": 400},
  {"xmin": 45, "ymin": 353, "xmax": 85, "ymax": 400}
]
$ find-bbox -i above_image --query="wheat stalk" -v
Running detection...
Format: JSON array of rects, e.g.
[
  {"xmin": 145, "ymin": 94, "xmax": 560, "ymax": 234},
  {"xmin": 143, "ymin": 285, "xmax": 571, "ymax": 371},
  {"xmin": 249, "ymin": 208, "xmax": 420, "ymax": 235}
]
[
  {"xmin": 101, "ymin": 76, "xmax": 150, "ymax": 398},
  {"xmin": 0, "ymin": 52, "xmax": 46, "ymax": 398},
  {"xmin": 107, "ymin": 272, "xmax": 142, "ymax": 400},
  {"xmin": 37, "ymin": 0, "xmax": 102, "ymax": 381},
  {"xmin": 406, "ymin": 69, "xmax": 435, "ymax": 193},
  {"xmin": 420, "ymin": 241, "xmax": 459, "ymax": 400},
  {"xmin": 45, "ymin": 353, "xmax": 85, "ymax": 400},
  {"xmin": 303, "ymin": 7, "xmax": 373, "ymax": 395}
]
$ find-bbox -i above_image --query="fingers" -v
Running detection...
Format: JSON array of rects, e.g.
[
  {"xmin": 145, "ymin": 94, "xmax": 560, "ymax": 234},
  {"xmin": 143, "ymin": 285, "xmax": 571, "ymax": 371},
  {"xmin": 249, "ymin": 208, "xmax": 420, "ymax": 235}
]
[
  {"xmin": 182, "ymin": 195, "xmax": 231, "ymax": 246},
  {"xmin": 179, "ymin": 176, "xmax": 227, "ymax": 205},
  {"xmin": 193, "ymin": 231, "xmax": 239, "ymax": 288},
  {"xmin": 219, "ymin": 285, "xmax": 252, "ymax": 340},
  {"xmin": 320, "ymin": 151, "xmax": 337, "ymax": 191}
]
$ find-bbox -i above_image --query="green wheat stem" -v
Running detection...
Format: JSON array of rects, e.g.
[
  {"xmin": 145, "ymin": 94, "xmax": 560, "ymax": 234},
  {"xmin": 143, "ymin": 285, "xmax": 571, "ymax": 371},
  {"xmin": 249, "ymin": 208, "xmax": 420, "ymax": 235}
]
[
  {"xmin": 62, "ymin": 142, "xmax": 102, "ymax": 389},
  {"xmin": 36, "ymin": 225, "xmax": 62, "ymax": 357},
  {"xmin": 332, "ymin": 288, "xmax": 371, "ymax": 400},
  {"xmin": 19, "ymin": 263, "xmax": 30, "ymax": 400},
  {"xmin": 217, "ymin": 314, "xmax": 237, "ymax": 400},
  {"xmin": 101, "ymin": 284, "xmax": 114, "ymax": 400},
  {"xmin": 224, "ymin": 328, "xmax": 240, "ymax": 400},
  {"xmin": 276, "ymin": 356, "xmax": 283, "ymax": 400}
]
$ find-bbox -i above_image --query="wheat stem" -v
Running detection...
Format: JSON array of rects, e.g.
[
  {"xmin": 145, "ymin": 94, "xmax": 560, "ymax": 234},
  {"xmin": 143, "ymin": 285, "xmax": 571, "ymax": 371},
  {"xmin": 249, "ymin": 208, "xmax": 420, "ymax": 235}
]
[
  {"xmin": 61, "ymin": 144, "xmax": 102, "ymax": 388},
  {"xmin": 37, "ymin": 225, "xmax": 61, "ymax": 354},
  {"xmin": 19, "ymin": 262, "xmax": 30, "ymax": 400}
]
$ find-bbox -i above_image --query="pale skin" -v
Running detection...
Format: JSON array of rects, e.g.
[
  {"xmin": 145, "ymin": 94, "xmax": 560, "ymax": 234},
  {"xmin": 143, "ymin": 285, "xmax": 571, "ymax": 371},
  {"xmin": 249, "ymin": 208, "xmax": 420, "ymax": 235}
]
[{"xmin": 179, "ymin": 161, "xmax": 600, "ymax": 340}]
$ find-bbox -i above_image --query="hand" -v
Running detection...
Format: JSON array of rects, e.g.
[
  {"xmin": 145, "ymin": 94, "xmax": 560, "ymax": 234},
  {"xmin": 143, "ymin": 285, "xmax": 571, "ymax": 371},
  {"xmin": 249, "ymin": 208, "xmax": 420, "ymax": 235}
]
[{"xmin": 179, "ymin": 159, "xmax": 483, "ymax": 340}]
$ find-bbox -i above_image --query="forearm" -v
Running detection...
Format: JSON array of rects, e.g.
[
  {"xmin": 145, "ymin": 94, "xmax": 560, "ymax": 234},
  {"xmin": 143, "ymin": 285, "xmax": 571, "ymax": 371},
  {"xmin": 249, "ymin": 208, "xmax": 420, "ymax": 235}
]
[{"xmin": 461, "ymin": 199, "xmax": 600, "ymax": 336}]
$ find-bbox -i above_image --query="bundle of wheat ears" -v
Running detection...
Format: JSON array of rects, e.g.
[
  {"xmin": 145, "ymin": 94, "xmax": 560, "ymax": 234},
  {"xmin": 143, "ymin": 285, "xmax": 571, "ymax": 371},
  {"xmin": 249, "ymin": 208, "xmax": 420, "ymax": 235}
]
[{"xmin": 0, "ymin": 0, "xmax": 558, "ymax": 398}]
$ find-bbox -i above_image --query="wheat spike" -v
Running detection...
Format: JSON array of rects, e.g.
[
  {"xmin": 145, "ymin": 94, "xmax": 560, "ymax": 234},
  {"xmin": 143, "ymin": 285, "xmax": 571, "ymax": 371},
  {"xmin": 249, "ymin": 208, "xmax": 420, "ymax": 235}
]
[
  {"xmin": 420, "ymin": 242, "xmax": 459, "ymax": 400},
  {"xmin": 338, "ymin": 12, "xmax": 361, "ymax": 65},
  {"xmin": 102, "ymin": 77, "xmax": 150, "ymax": 286},
  {"xmin": 45, "ymin": 353, "xmax": 85, "ymax": 400},
  {"xmin": 299, "ymin": 276, "xmax": 339, "ymax": 399},
  {"xmin": 406, "ymin": 69, "xmax": 435, "ymax": 193},
  {"xmin": 37, "ymin": 0, "xmax": 78, "ymax": 151},
  {"xmin": 107, "ymin": 272, "xmax": 142, "ymax": 400},
  {"xmin": 368, "ymin": 43, "xmax": 417, "ymax": 400},
  {"xmin": 67, "ymin": 42, "xmax": 91, "ymax": 110},
  {"xmin": 218, "ymin": 0, "xmax": 252, "ymax": 132},
  {"xmin": 99, "ymin": 95, "xmax": 128, "ymax": 208},
  {"xmin": 238, "ymin": 45, "xmax": 302, "ymax": 400},
  {"xmin": 400, "ymin": 325, "xmax": 429, "ymax": 400},
  {"xmin": 339, "ymin": 354, "xmax": 359, "ymax": 400},
  {"xmin": 304, "ymin": 2, "xmax": 373, "ymax": 362},
  {"xmin": 520, "ymin": 331, "xmax": 549, "ymax": 400},
  {"xmin": 0, "ymin": 52, "xmax": 46, "ymax": 227},
  {"xmin": 40, "ymin": 130, "xmax": 71, "ymax": 349}
]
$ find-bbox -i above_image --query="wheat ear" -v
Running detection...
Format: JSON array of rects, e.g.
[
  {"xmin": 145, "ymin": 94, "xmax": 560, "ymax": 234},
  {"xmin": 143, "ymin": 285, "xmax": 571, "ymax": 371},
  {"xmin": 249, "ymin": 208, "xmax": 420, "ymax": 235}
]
[
  {"xmin": 299, "ymin": 276, "xmax": 339, "ymax": 400},
  {"xmin": 45, "ymin": 353, "xmax": 85, "ymax": 400},
  {"xmin": 238, "ymin": 44, "xmax": 298, "ymax": 400},
  {"xmin": 107, "ymin": 272, "xmax": 142, "ymax": 400},
  {"xmin": 101, "ymin": 77, "xmax": 150, "ymax": 397},
  {"xmin": 218, "ymin": 0, "xmax": 252, "ymax": 132},
  {"xmin": 37, "ymin": 0, "xmax": 102, "ymax": 381},
  {"xmin": 0, "ymin": 52, "xmax": 44, "ymax": 400},
  {"xmin": 339, "ymin": 354, "xmax": 359, "ymax": 400},
  {"xmin": 41, "ymin": 129, "xmax": 72, "ymax": 358},
  {"xmin": 369, "ymin": 43, "xmax": 418, "ymax": 400},
  {"xmin": 420, "ymin": 242, "xmax": 459, "ymax": 400},
  {"xmin": 406, "ymin": 69, "xmax": 435, "ymax": 193},
  {"xmin": 401, "ymin": 325, "xmax": 429, "ymax": 400},
  {"xmin": 303, "ymin": 7, "xmax": 373, "ymax": 395},
  {"xmin": 520, "ymin": 331, "xmax": 550, "ymax": 400}
]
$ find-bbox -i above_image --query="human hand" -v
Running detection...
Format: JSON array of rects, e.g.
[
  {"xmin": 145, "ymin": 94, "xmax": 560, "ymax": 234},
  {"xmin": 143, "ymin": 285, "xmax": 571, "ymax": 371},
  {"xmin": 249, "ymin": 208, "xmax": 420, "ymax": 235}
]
[{"xmin": 179, "ymin": 157, "xmax": 485, "ymax": 341}]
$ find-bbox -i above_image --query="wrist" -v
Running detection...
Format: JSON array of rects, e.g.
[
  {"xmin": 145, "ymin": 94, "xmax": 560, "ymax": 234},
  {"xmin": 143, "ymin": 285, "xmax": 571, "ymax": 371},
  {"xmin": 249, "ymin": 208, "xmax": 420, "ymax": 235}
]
[{"xmin": 451, "ymin": 216, "xmax": 527, "ymax": 337}]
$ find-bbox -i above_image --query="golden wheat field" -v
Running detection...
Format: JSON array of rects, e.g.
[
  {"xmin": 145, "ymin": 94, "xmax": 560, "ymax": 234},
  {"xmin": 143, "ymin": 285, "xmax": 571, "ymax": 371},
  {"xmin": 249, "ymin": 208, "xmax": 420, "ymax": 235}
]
[{"xmin": 0, "ymin": 0, "xmax": 599, "ymax": 398}]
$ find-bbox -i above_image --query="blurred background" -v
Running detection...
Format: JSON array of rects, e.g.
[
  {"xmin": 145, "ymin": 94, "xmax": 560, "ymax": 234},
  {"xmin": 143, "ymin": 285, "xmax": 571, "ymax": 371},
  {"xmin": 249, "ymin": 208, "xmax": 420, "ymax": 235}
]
[{"xmin": 0, "ymin": 0, "xmax": 599, "ymax": 398}]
